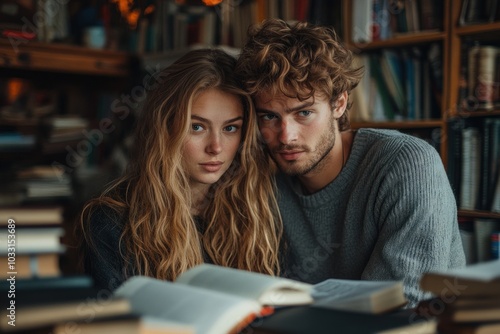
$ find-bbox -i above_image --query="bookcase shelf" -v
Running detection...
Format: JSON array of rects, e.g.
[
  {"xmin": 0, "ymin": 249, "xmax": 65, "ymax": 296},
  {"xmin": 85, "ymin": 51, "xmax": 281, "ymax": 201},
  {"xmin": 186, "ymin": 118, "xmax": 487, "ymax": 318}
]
[
  {"xmin": 0, "ymin": 38, "xmax": 136, "ymax": 275},
  {"xmin": 456, "ymin": 111, "xmax": 500, "ymax": 118},
  {"xmin": 458, "ymin": 210, "xmax": 500, "ymax": 220},
  {"xmin": 349, "ymin": 31, "xmax": 446, "ymax": 51},
  {"xmin": 0, "ymin": 40, "xmax": 131, "ymax": 77},
  {"xmin": 343, "ymin": 0, "xmax": 500, "ymax": 244},
  {"xmin": 343, "ymin": 0, "xmax": 450, "ymax": 155},
  {"xmin": 456, "ymin": 21, "xmax": 500, "ymax": 35}
]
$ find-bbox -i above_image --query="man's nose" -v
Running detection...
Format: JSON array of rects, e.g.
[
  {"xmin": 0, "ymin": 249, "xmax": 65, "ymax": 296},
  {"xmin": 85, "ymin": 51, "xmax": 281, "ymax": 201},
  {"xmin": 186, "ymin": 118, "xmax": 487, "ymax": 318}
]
[{"xmin": 278, "ymin": 119, "xmax": 298, "ymax": 145}]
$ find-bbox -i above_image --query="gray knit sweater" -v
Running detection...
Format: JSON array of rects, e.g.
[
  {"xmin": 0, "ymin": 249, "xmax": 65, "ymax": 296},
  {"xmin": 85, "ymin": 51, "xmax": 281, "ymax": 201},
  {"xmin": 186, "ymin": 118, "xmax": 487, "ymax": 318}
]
[{"xmin": 277, "ymin": 128, "xmax": 466, "ymax": 307}]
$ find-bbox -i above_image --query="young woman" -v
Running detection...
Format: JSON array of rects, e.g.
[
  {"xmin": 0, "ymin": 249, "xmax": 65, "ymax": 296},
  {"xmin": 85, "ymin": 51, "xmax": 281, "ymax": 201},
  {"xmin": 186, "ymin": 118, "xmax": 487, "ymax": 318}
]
[{"xmin": 79, "ymin": 49, "xmax": 282, "ymax": 291}]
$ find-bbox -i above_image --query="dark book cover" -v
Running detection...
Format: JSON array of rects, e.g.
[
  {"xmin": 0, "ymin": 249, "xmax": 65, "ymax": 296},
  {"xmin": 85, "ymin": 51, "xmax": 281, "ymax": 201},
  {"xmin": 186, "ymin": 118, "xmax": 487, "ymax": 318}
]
[{"xmin": 249, "ymin": 306, "xmax": 435, "ymax": 334}]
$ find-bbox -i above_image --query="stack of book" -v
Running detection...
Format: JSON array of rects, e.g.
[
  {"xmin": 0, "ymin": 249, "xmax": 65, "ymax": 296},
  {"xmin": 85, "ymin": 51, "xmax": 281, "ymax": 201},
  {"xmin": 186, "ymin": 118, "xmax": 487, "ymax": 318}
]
[
  {"xmin": 40, "ymin": 116, "xmax": 90, "ymax": 154},
  {"xmin": 419, "ymin": 259, "xmax": 500, "ymax": 334},
  {"xmin": 0, "ymin": 166, "xmax": 73, "ymax": 206},
  {"xmin": 0, "ymin": 205, "xmax": 65, "ymax": 279}
]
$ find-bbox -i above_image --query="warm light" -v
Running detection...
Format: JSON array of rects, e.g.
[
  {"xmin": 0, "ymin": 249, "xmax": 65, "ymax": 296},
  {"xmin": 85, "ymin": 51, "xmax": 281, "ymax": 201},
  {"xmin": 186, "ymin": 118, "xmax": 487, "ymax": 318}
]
[
  {"xmin": 7, "ymin": 79, "xmax": 24, "ymax": 104},
  {"xmin": 202, "ymin": 0, "xmax": 223, "ymax": 6},
  {"xmin": 109, "ymin": 0, "xmax": 155, "ymax": 29}
]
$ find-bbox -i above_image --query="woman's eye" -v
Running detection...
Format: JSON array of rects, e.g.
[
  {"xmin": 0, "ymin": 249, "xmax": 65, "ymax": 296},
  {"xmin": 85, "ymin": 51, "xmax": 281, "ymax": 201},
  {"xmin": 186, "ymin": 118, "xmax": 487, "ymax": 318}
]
[
  {"xmin": 224, "ymin": 125, "xmax": 239, "ymax": 133},
  {"xmin": 192, "ymin": 124, "xmax": 204, "ymax": 132}
]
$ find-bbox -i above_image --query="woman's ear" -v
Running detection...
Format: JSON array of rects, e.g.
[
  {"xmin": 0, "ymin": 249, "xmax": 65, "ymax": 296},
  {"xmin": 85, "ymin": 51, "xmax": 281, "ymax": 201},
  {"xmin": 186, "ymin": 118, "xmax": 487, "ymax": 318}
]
[{"xmin": 332, "ymin": 91, "xmax": 348, "ymax": 119}]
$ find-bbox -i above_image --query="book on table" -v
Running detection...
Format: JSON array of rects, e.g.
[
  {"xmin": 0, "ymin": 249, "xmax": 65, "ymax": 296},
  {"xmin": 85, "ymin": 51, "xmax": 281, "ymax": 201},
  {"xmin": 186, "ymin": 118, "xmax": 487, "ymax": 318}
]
[
  {"xmin": 114, "ymin": 264, "xmax": 314, "ymax": 334},
  {"xmin": 0, "ymin": 264, "xmax": 408, "ymax": 334},
  {"xmin": 113, "ymin": 264, "xmax": 407, "ymax": 334},
  {"xmin": 249, "ymin": 306, "xmax": 437, "ymax": 334},
  {"xmin": 311, "ymin": 278, "xmax": 407, "ymax": 314},
  {"xmin": 0, "ymin": 276, "xmax": 131, "ymax": 332},
  {"xmin": 419, "ymin": 259, "xmax": 500, "ymax": 298},
  {"xmin": 418, "ymin": 296, "xmax": 500, "ymax": 323},
  {"xmin": 437, "ymin": 320, "xmax": 500, "ymax": 334},
  {"xmin": 418, "ymin": 259, "xmax": 500, "ymax": 334},
  {"xmin": 52, "ymin": 315, "xmax": 196, "ymax": 334}
]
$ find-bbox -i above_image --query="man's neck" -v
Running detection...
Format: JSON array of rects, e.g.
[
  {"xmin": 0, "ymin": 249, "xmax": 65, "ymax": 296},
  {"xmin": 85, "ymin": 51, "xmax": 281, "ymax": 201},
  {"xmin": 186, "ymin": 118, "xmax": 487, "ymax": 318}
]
[{"xmin": 298, "ymin": 130, "xmax": 354, "ymax": 194}]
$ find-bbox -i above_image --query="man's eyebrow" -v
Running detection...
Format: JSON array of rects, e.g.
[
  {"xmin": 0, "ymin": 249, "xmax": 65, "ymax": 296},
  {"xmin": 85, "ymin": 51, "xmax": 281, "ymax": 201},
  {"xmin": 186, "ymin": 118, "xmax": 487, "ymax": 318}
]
[
  {"xmin": 256, "ymin": 101, "xmax": 315, "ymax": 114},
  {"xmin": 191, "ymin": 115, "xmax": 243, "ymax": 124}
]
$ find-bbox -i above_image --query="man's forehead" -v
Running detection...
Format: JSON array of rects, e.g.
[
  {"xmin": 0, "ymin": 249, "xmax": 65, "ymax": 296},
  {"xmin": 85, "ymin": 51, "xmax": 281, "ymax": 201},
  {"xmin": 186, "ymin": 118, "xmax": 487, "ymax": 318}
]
[{"xmin": 255, "ymin": 91, "xmax": 327, "ymax": 110}]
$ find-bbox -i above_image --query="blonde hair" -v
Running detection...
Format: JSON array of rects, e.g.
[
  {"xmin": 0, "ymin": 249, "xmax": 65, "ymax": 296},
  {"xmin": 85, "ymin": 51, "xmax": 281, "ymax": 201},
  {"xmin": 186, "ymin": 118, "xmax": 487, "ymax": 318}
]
[
  {"xmin": 236, "ymin": 19, "xmax": 364, "ymax": 131},
  {"xmin": 80, "ymin": 49, "xmax": 282, "ymax": 281}
]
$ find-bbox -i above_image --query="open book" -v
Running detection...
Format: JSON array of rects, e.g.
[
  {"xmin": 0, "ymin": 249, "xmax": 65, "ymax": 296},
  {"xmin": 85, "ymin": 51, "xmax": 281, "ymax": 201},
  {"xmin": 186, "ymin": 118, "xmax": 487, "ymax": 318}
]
[
  {"xmin": 114, "ymin": 264, "xmax": 313, "ymax": 334},
  {"xmin": 114, "ymin": 264, "xmax": 409, "ymax": 333}
]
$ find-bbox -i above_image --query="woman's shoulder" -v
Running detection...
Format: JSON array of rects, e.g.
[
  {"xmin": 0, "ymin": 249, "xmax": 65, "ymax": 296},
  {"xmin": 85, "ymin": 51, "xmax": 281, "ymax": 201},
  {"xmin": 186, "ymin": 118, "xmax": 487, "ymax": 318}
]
[{"xmin": 87, "ymin": 204, "xmax": 125, "ymax": 238}]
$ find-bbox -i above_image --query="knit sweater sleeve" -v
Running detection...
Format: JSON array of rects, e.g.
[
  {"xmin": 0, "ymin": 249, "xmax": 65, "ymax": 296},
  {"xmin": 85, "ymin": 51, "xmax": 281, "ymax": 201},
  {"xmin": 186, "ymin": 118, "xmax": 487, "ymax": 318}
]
[
  {"xmin": 84, "ymin": 206, "xmax": 128, "ymax": 292},
  {"xmin": 361, "ymin": 137, "xmax": 466, "ymax": 307}
]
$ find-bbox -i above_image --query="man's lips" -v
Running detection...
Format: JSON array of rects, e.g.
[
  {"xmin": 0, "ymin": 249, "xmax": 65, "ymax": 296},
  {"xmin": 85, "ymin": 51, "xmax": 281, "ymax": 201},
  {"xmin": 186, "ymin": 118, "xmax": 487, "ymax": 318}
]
[{"xmin": 277, "ymin": 150, "xmax": 304, "ymax": 161}]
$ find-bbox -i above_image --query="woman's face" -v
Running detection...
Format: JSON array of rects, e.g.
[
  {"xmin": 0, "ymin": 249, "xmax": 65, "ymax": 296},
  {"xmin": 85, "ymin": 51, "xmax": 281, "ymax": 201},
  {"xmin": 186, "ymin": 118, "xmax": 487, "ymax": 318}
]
[{"xmin": 182, "ymin": 88, "xmax": 244, "ymax": 192}]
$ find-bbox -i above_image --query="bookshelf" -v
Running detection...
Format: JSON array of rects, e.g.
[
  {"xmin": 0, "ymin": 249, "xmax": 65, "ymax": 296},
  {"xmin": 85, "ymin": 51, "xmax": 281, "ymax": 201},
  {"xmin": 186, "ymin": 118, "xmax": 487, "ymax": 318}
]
[
  {"xmin": 343, "ymin": 0, "xmax": 500, "ymax": 262},
  {"xmin": 0, "ymin": 29, "xmax": 136, "ymax": 276},
  {"xmin": 342, "ymin": 0, "xmax": 450, "ymax": 155}
]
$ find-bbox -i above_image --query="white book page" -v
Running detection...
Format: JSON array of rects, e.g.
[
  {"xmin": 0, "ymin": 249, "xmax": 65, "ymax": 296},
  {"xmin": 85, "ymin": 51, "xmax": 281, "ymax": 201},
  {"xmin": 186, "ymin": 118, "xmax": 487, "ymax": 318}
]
[
  {"xmin": 176, "ymin": 264, "xmax": 313, "ymax": 305},
  {"xmin": 115, "ymin": 276, "xmax": 260, "ymax": 334}
]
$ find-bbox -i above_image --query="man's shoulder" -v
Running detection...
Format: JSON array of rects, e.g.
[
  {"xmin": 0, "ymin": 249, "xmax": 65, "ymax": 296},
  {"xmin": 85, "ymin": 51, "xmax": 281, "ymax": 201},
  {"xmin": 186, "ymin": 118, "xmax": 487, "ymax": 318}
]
[{"xmin": 356, "ymin": 128, "xmax": 438, "ymax": 157}]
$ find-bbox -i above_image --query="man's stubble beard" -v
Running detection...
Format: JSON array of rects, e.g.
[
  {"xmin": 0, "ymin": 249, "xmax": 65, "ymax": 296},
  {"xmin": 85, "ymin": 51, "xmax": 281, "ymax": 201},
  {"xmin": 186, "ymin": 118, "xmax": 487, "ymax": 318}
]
[{"xmin": 270, "ymin": 114, "xmax": 337, "ymax": 177}]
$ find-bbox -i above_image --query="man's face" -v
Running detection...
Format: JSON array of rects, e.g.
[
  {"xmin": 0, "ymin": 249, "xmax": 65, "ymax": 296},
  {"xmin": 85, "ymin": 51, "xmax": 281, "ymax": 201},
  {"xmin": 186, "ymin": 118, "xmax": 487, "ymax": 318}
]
[{"xmin": 255, "ymin": 92, "xmax": 338, "ymax": 176}]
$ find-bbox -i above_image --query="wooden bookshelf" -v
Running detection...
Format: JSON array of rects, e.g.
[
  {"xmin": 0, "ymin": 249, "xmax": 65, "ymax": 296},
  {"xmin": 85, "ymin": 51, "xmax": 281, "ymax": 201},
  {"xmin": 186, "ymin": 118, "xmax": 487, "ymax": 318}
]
[
  {"xmin": 343, "ymin": 0, "xmax": 500, "ymax": 220},
  {"xmin": 0, "ymin": 40, "xmax": 131, "ymax": 76}
]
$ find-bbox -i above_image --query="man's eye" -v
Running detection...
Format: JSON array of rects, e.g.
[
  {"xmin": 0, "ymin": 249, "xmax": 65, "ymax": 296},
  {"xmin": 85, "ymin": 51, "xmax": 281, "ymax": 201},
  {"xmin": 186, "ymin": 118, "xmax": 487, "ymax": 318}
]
[
  {"xmin": 192, "ymin": 124, "xmax": 204, "ymax": 132},
  {"xmin": 298, "ymin": 110, "xmax": 312, "ymax": 117},
  {"xmin": 261, "ymin": 114, "xmax": 277, "ymax": 121}
]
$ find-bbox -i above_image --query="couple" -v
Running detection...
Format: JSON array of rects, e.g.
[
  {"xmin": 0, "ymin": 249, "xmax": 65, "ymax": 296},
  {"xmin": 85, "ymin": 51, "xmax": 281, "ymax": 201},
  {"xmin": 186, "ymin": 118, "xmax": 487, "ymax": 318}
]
[{"xmin": 80, "ymin": 19, "xmax": 465, "ymax": 307}]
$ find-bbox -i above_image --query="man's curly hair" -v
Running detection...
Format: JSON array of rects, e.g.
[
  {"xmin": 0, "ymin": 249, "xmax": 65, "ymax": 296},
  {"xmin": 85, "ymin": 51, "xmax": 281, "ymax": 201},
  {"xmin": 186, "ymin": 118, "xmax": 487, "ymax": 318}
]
[{"xmin": 236, "ymin": 19, "xmax": 364, "ymax": 131}]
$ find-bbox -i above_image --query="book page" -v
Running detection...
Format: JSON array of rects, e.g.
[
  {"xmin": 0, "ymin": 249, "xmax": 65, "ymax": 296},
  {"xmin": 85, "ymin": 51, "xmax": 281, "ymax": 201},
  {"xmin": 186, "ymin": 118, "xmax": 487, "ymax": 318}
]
[
  {"xmin": 115, "ymin": 276, "xmax": 261, "ymax": 334},
  {"xmin": 175, "ymin": 264, "xmax": 312, "ymax": 305},
  {"xmin": 312, "ymin": 279, "xmax": 400, "ymax": 301},
  {"xmin": 311, "ymin": 279, "xmax": 406, "ymax": 313}
]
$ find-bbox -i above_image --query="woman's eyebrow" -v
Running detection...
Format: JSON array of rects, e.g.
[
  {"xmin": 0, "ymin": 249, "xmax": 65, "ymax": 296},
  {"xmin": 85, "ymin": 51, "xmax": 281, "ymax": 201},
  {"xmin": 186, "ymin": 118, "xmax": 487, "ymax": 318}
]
[{"xmin": 191, "ymin": 115, "xmax": 243, "ymax": 124}]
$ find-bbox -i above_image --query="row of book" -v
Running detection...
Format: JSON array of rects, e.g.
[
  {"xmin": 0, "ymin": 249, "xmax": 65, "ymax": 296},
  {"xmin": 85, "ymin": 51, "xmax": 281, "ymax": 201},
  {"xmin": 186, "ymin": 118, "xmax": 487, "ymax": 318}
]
[
  {"xmin": 0, "ymin": 0, "xmax": 69, "ymax": 44},
  {"xmin": 350, "ymin": 44, "xmax": 442, "ymax": 122},
  {"xmin": 132, "ymin": 0, "xmax": 342, "ymax": 53},
  {"xmin": 447, "ymin": 117, "xmax": 500, "ymax": 212},
  {"xmin": 459, "ymin": 0, "xmax": 500, "ymax": 25},
  {"xmin": 458, "ymin": 42, "xmax": 500, "ymax": 112},
  {"xmin": 351, "ymin": 0, "xmax": 444, "ymax": 44},
  {"xmin": 459, "ymin": 218, "xmax": 500, "ymax": 265}
]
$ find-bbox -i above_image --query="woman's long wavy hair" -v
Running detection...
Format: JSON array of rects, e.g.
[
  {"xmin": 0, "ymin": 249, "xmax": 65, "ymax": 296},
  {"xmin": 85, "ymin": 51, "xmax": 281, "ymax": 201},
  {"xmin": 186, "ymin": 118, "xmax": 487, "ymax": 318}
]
[
  {"xmin": 80, "ymin": 49, "xmax": 282, "ymax": 281},
  {"xmin": 235, "ymin": 19, "xmax": 364, "ymax": 131}
]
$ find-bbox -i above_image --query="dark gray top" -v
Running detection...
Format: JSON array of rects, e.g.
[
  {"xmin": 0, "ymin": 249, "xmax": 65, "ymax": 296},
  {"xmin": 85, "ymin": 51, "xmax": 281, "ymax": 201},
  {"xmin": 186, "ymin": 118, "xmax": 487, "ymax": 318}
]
[{"xmin": 277, "ymin": 128, "xmax": 466, "ymax": 307}]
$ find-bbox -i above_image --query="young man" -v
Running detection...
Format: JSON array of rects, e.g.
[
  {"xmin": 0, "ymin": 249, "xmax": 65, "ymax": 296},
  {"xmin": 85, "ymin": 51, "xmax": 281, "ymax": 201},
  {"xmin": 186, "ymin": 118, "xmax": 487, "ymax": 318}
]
[{"xmin": 235, "ymin": 19, "xmax": 465, "ymax": 307}]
